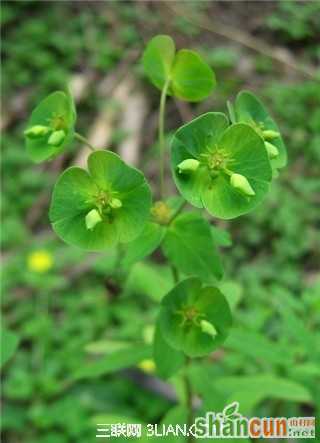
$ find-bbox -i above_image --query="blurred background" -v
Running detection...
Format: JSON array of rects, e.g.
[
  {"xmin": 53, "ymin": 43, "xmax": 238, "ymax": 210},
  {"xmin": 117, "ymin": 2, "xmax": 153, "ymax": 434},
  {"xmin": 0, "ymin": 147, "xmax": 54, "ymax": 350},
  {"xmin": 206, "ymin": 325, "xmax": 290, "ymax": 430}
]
[{"xmin": 1, "ymin": 1, "xmax": 320, "ymax": 442}]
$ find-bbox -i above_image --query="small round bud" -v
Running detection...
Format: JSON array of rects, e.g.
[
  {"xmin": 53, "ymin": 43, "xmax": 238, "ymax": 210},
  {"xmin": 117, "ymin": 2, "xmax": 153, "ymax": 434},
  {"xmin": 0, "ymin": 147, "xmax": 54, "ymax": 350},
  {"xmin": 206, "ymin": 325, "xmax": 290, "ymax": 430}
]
[
  {"xmin": 200, "ymin": 320, "xmax": 217, "ymax": 338},
  {"xmin": 85, "ymin": 209, "xmax": 102, "ymax": 231},
  {"xmin": 262, "ymin": 129, "xmax": 280, "ymax": 141},
  {"xmin": 110, "ymin": 198, "xmax": 122, "ymax": 209},
  {"xmin": 230, "ymin": 173, "xmax": 255, "ymax": 197},
  {"xmin": 151, "ymin": 201, "xmax": 171, "ymax": 225},
  {"xmin": 265, "ymin": 141, "xmax": 279, "ymax": 159},
  {"xmin": 48, "ymin": 130, "xmax": 66, "ymax": 147},
  {"xmin": 24, "ymin": 125, "xmax": 50, "ymax": 138},
  {"xmin": 177, "ymin": 159, "xmax": 200, "ymax": 174}
]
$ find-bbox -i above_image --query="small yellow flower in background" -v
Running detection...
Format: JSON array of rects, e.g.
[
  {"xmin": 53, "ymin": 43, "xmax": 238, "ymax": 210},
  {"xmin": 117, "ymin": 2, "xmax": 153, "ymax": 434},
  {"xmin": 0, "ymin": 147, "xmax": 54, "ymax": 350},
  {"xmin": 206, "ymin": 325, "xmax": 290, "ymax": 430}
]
[
  {"xmin": 27, "ymin": 250, "xmax": 53, "ymax": 273},
  {"xmin": 137, "ymin": 359, "xmax": 156, "ymax": 374}
]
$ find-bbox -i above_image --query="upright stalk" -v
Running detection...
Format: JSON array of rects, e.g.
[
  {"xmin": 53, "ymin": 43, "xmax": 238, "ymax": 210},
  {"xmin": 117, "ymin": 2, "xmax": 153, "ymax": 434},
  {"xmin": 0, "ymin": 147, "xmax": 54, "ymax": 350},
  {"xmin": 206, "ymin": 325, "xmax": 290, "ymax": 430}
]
[
  {"xmin": 75, "ymin": 132, "xmax": 95, "ymax": 152},
  {"xmin": 184, "ymin": 358, "xmax": 194, "ymax": 443},
  {"xmin": 158, "ymin": 79, "xmax": 170, "ymax": 198}
]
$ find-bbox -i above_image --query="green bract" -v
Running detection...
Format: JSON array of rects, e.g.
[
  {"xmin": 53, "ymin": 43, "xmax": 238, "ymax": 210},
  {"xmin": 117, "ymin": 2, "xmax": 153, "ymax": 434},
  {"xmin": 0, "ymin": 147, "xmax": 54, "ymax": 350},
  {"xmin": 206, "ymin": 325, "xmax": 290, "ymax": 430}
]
[
  {"xmin": 159, "ymin": 277, "xmax": 232, "ymax": 357},
  {"xmin": 49, "ymin": 151, "xmax": 152, "ymax": 250},
  {"xmin": 142, "ymin": 35, "xmax": 216, "ymax": 102},
  {"xmin": 24, "ymin": 91, "xmax": 76, "ymax": 163},
  {"xmin": 234, "ymin": 90, "xmax": 287, "ymax": 170},
  {"xmin": 171, "ymin": 113, "xmax": 273, "ymax": 219}
]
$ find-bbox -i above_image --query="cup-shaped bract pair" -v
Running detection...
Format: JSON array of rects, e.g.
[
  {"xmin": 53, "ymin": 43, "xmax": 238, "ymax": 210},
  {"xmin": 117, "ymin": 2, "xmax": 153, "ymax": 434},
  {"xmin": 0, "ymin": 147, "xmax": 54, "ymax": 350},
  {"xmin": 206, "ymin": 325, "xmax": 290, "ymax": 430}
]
[
  {"xmin": 171, "ymin": 113, "xmax": 273, "ymax": 219},
  {"xmin": 234, "ymin": 90, "xmax": 287, "ymax": 171},
  {"xmin": 142, "ymin": 35, "xmax": 216, "ymax": 102},
  {"xmin": 49, "ymin": 151, "xmax": 152, "ymax": 250},
  {"xmin": 24, "ymin": 91, "xmax": 76, "ymax": 163},
  {"xmin": 159, "ymin": 278, "xmax": 232, "ymax": 357}
]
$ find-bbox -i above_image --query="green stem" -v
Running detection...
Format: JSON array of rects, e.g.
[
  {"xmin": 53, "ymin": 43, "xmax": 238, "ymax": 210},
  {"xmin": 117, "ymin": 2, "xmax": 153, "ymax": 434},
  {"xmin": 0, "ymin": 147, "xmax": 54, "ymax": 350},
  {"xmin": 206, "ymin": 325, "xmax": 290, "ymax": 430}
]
[
  {"xmin": 184, "ymin": 358, "xmax": 194, "ymax": 443},
  {"xmin": 75, "ymin": 132, "xmax": 95, "ymax": 152},
  {"xmin": 168, "ymin": 200, "xmax": 187, "ymax": 225},
  {"xmin": 171, "ymin": 265, "xmax": 179, "ymax": 284},
  {"xmin": 158, "ymin": 79, "xmax": 170, "ymax": 198}
]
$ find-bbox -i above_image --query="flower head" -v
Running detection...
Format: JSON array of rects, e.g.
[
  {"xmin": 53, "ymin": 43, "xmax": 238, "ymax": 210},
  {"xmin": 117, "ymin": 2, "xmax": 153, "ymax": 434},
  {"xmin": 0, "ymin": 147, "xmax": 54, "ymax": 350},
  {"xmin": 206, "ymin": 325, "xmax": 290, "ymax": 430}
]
[
  {"xmin": 24, "ymin": 91, "xmax": 76, "ymax": 163},
  {"xmin": 27, "ymin": 250, "xmax": 53, "ymax": 273},
  {"xmin": 171, "ymin": 112, "xmax": 272, "ymax": 219},
  {"xmin": 49, "ymin": 151, "xmax": 151, "ymax": 250}
]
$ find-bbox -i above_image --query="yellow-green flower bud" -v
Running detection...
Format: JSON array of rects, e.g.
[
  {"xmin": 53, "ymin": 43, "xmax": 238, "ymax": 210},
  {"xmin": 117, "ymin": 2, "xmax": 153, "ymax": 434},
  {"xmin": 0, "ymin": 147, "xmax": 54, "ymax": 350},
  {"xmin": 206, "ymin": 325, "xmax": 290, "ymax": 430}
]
[
  {"xmin": 262, "ymin": 129, "xmax": 280, "ymax": 141},
  {"xmin": 24, "ymin": 125, "xmax": 50, "ymax": 138},
  {"xmin": 85, "ymin": 209, "xmax": 102, "ymax": 230},
  {"xmin": 48, "ymin": 130, "xmax": 66, "ymax": 146},
  {"xmin": 109, "ymin": 198, "xmax": 122, "ymax": 209},
  {"xmin": 177, "ymin": 159, "xmax": 200, "ymax": 174},
  {"xmin": 230, "ymin": 173, "xmax": 255, "ymax": 197},
  {"xmin": 265, "ymin": 141, "xmax": 279, "ymax": 159},
  {"xmin": 200, "ymin": 320, "xmax": 217, "ymax": 338}
]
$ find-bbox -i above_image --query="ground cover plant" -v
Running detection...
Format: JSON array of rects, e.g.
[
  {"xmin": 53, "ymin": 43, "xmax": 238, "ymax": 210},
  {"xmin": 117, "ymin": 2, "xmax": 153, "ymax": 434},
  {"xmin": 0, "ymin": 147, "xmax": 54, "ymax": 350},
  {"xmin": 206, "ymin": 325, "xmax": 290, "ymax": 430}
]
[{"xmin": 2, "ymin": 2, "xmax": 319, "ymax": 442}]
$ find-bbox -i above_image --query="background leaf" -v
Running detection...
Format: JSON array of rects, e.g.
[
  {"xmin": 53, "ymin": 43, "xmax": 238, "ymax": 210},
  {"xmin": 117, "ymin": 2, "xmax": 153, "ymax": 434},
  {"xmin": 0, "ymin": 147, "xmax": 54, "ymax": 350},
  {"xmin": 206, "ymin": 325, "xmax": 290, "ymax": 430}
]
[
  {"xmin": 73, "ymin": 344, "xmax": 152, "ymax": 380},
  {"xmin": 1, "ymin": 328, "xmax": 19, "ymax": 368}
]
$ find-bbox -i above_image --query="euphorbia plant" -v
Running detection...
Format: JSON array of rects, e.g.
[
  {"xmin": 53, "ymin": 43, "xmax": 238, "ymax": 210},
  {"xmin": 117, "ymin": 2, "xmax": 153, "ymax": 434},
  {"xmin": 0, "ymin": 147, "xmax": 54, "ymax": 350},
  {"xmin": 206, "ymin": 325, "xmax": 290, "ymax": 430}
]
[{"xmin": 25, "ymin": 34, "xmax": 286, "ymax": 437}]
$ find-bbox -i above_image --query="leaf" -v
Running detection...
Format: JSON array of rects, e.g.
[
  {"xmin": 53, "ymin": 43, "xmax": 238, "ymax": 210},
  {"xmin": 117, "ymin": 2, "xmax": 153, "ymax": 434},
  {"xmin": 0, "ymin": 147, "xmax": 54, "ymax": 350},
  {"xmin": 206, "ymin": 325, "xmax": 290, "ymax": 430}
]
[
  {"xmin": 162, "ymin": 212, "xmax": 223, "ymax": 282},
  {"xmin": 218, "ymin": 281, "xmax": 243, "ymax": 311},
  {"xmin": 142, "ymin": 35, "xmax": 215, "ymax": 102},
  {"xmin": 142, "ymin": 35, "xmax": 175, "ymax": 91},
  {"xmin": 159, "ymin": 406, "xmax": 189, "ymax": 443},
  {"xmin": 153, "ymin": 320, "xmax": 185, "ymax": 380},
  {"xmin": 172, "ymin": 117, "xmax": 272, "ymax": 219},
  {"xmin": 224, "ymin": 327, "xmax": 294, "ymax": 365},
  {"xmin": 125, "ymin": 262, "xmax": 173, "ymax": 302},
  {"xmin": 73, "ymin": 344, "xmax": 152, "ymax": 380},
  {"xmin": 216, "ymin": 374, "xmax": 312, "ymax": 405},
  {"xmin": 25, "ymin": 91, "xmax": 76, "ymax": 163},
  {"xmin": 49, "ymin": 151, "xmax": 152, "ymax": 250},
  {"xmin": 159, "ymin": 278, "xmax": 232, "ymax": 357},
  {"xmin": 171, "ymin": 49, "xmax": 216, "ymax": 102},
  {"xmin": 235, "ymin": 90, "xmax": 287, "ymax": 170},
  {"xmin": 210, "ymin": 226, "xmax": 232, "ymax": 247},
  {"xmin": 1, "ymin": 328, "xmax": 19, "ymax": 368},
  {"xmin": 122, "ymin": 222, "xmax": 165, "ymax": 268}
]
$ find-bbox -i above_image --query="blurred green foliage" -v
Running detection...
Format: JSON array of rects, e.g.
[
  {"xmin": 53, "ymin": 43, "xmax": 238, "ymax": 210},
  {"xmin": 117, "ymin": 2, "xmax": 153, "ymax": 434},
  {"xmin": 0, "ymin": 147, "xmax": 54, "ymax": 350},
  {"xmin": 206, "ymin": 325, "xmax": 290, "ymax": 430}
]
[{"xmin": 1, "ymin": 1, "xmax": 319, "ymax": 442}]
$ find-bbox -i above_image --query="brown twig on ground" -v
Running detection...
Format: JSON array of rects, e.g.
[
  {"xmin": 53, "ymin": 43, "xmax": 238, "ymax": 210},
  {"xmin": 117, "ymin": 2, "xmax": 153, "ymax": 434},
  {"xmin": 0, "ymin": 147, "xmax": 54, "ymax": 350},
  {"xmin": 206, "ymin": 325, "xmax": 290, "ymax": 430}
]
[{"xmin": 167, "ymin": 2, "xmax": 318, "ymax": 80}]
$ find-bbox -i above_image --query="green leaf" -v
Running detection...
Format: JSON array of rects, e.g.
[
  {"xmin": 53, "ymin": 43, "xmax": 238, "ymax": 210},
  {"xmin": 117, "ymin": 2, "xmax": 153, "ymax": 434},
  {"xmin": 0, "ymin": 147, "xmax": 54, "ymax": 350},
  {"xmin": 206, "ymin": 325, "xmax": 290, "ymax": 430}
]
[
  {"xmin": 162, "ymin": 212, "xmax": 223, "ymax": 282},
  {"xmin": 217, "ymin": 374, "xmax": 312, "ymax": 405},
  {"xmin": 172, "ymin": 116, "xmax": 272, "ymax": 219},
  {"xmin": 142, "ymin": 35, "xmax": 215, "ymax": 102},
  {"xmin": 73, "ymin": 344, "xmax": 152, "ymax": 380},
  {"xmin": 160, "ymin": 406, "xmax": 189, "ymax": 443},
  {"xmin": 142, "ymin": 35, "xmax": 175, "ymax": 90},
  {"xmin": 49, "ymin": 150, "xmax": 152, "ymax": 250},
  {"xmin": 171, "ymin": 49, "xmax": 216, "ymax": 102},
  {"xmin": 235, "ymin": 90, "xmax": 287, "ymax": 170},
  {"xmin": 125, "ymin": 262, "xmax": 173, "ymax": 302},
  {"xmin": 25, "ymin": 91, "xmax": 76, "ymax": 163},
  {"xmin": 159, "ymin": 278, "xmax": 232, "ymax": 357},
  {"xmin": 153, "ymin": 320, "xmax": 185, "ymax": 380},
  {"xmin": 210, "ymin": 226, "xmax": 232, "ymax": 247},
  {"xmin": 225, "ymin": 327, "xmax": 293, "ymax": 365},
  {"xmin": 218, "ymin": 281, "xmax": 243, "ymax": 311},
  {"xmin": 1, "ymin": 328, "xmax": 19, "ymax": 368},
  {"xmin": 122, "ymin": 222, "xmax": 165, "ymax": 268}
]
